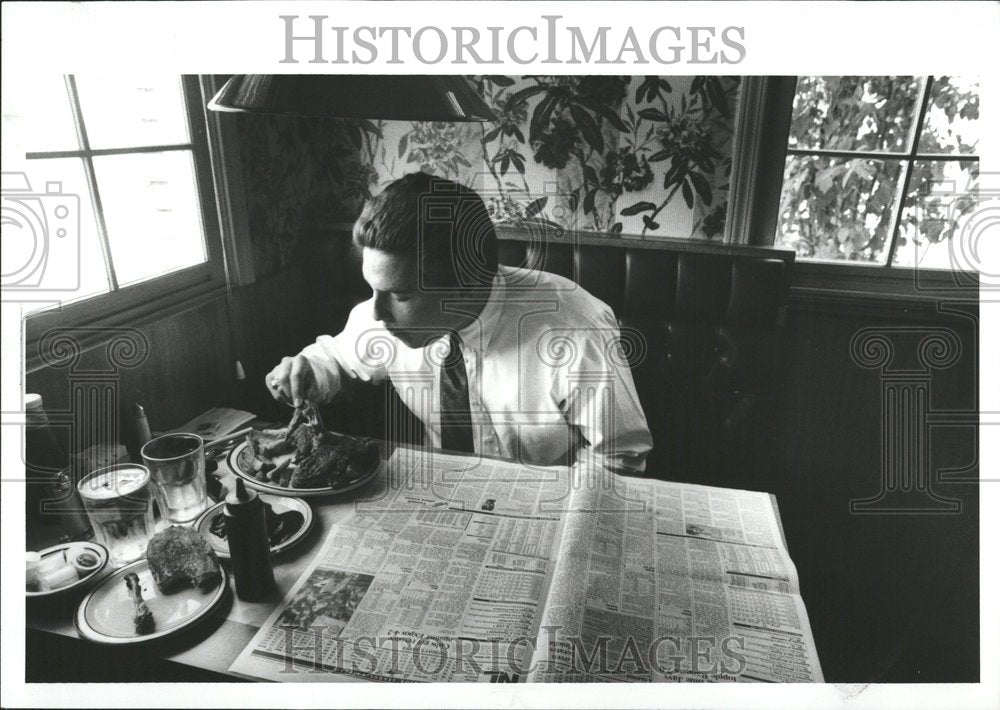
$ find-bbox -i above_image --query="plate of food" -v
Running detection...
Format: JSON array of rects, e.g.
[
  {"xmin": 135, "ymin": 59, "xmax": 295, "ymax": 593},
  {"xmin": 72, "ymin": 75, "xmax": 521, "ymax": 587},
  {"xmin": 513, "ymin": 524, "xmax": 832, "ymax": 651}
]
[
  {"xmin": 75, "ymin": 527, "xmax": 227, "ymax": 644},
  {"xmin": 227, "ymin": 402, "xmax": 380, "ymax": 497},
  {"xmin": 193, "ymin": 494, "xmax": 314, "ymax": 559},
  {"xmin": 27, "ymin": 541, "xmax": 109, "ymax": 599}
]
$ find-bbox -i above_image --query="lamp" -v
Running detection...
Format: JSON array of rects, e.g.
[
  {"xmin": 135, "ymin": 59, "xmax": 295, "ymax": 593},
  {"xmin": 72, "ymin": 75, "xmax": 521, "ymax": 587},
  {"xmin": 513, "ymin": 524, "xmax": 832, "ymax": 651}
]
[{"xmin": 207, "ymin": 75, "xmax": 497, "ymax": 121}]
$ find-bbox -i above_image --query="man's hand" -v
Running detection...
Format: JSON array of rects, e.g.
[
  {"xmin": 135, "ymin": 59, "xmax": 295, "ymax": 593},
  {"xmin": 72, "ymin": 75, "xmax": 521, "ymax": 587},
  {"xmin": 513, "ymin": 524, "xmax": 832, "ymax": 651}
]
[{"xmin": 265, "ymin": 355, "xmax": 319, "ymax": 407}]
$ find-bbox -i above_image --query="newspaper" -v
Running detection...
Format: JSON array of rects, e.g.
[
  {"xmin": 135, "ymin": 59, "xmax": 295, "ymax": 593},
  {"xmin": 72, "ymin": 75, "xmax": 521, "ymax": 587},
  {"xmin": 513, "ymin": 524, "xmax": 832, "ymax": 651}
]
[
  {"xmin": 229, "ymin": 447, "xmax": 571, "ymax": 682},
  {"xmin": 531, "ymin": 472, "xmax": 824, "ymax": 682},
  {"xmin": 229, "ymin": 447, "xmax": 823, "ymax": 682}
]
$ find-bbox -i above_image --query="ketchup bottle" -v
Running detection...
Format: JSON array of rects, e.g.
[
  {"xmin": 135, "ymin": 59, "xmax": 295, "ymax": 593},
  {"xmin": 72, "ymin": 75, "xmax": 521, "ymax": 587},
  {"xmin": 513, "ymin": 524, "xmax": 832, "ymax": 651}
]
[
  {"xmin": 223, "ymin": 478, "xmax": 275, "ymax": 601},
  {"xmin": 25, "ymin": 393, "xmax": 67, "ymax": 539}
]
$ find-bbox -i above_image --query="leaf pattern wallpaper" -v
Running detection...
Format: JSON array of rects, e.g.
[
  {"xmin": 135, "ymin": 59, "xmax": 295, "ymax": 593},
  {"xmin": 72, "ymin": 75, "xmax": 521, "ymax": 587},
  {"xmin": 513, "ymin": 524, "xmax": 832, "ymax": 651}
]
[
  {"xmin": 235, "ymin": 115, "xmax": 379, "ymax": 277},
  {"xmin": 235, "ymin": 76, "xmax": 741, "ymax": 277}
]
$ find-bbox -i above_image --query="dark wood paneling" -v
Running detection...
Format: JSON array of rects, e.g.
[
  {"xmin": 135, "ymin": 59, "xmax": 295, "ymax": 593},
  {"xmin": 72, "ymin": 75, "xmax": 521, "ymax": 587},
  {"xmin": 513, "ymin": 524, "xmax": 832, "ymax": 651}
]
[
  {"xmin": 230, "ymin": 229, "xmax": 378, "ymax": 431},
  {"xmin": 765, "ymin": 306, "xmax": 978, "ymax": 682},
  {"xmin": 26, "ymin": 296, "xmax": 238, "ymax": 449}
]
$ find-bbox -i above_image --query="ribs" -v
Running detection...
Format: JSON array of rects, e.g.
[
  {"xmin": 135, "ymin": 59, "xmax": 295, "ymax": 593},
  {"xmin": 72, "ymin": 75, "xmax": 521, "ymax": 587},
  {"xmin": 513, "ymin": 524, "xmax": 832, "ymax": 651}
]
[
  {"xmin": 246, "ymin": 402, "xmax": 378, "ymax": 489},
  {"xmin": 246, "ymin": 402, "xmax": 322, "ymax": 459},
  {"xmin": 124, "ymin": 572, "xmax": 154, "ymax": 634}
]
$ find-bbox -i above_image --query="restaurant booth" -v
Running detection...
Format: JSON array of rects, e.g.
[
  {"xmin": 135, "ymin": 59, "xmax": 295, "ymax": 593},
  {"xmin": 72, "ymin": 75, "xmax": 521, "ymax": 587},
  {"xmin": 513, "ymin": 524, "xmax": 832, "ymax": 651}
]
[{"xmin": 20, "ymin": 74, "xmax": 979, "ymax": 684}]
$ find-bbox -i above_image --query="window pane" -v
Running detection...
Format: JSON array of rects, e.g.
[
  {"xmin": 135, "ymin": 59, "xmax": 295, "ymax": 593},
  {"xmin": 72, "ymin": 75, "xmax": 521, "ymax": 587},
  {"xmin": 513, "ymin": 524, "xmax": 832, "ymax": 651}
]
[
  {"xmin": 893, "ymin": 161, "xmax": 978, "ymax": 269},
  {"xmin": 6, "ymin": 159, "xmax": 111, "ymax": 314},
  {"xmin": 788, "ymin": 76, "xmax": 920, "ymax": 153},
  {"xmin": 93, "ymin": 151, "xmax": 207, "ymax": 286},
  {"xmin": 916, "ymin": 76, "xmax": 979, "ymax": 155},
  {"xmin": 1, "ymin": 74, "xmax": 79, "ymax": 156},
  {"xmin": 74, "ymin": 76, "xmax": 190, "ymax": 149},
  {"xmin": 775, "ymin": 155, "xmax": 904, "ymax": 263}
]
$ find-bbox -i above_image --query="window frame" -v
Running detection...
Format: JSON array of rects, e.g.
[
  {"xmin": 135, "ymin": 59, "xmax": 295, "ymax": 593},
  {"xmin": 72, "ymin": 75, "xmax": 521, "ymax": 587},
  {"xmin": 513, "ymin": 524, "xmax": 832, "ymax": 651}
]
[
  {"xmin": 728, "ymin": 75, "xmax": 980, "ymax": 305},
  {"xmin": 24, "ymin": 75, "xmax": 242, "ymax": 364}
]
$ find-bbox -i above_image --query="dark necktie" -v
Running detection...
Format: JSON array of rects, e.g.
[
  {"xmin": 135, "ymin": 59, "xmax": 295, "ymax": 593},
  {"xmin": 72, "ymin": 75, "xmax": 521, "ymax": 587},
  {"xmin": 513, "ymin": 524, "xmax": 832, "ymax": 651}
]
[{"xmin": 440, "ymin": 331, "xmax": 474, "ymax": 453}]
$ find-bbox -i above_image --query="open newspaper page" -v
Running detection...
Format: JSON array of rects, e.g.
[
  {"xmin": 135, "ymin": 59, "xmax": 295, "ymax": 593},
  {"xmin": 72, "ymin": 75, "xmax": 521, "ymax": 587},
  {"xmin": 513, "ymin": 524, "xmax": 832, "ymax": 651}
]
[
  {"xmin": 530, "ymin": 468, "xmax": 824, "ymax": 682},
  {"xmin": 229, "ymin": 446, "xmax": 573, "ymax": 682}
]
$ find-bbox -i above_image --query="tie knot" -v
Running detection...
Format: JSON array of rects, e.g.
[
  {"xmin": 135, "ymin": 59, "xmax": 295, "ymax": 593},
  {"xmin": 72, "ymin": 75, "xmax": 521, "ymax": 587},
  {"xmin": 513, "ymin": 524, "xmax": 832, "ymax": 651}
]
[{"xmin": 445, "ymin": 331, "xmax": 464, "ymax": 367}]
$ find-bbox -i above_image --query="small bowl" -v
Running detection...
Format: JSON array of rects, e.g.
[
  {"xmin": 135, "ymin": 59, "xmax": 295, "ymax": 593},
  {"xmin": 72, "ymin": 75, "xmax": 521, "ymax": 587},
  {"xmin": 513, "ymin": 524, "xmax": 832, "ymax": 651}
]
[
  {"xmin": 192, "ymin": 493, "xmax": 313, "ymax": 559},
  {"xmin": 26, "ymin": 541, "xmax": 110, "ymax": 599}
]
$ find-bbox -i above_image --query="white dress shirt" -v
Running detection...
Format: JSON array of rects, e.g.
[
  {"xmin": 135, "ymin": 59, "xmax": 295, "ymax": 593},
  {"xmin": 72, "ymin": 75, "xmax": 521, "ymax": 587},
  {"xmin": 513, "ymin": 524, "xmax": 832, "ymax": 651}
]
[{"xmin": 299, "ymin": 265, "xmax": 653, "ymax": 474}]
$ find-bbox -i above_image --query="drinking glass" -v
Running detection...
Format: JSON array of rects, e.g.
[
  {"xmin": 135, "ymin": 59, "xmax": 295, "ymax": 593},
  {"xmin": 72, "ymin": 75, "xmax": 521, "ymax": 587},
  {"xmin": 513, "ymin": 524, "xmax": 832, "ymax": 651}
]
[
  {"xmin": 141, "ymin": 433, "xmax": 208, "ymax": 524},
  {"xmin": 77, "ymin": 464, "xmax": 156, "ymax": 566}
]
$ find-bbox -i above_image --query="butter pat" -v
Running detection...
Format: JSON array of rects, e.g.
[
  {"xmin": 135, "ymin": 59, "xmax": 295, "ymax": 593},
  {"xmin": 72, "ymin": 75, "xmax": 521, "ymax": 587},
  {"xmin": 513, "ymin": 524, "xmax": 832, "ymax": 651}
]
[
  {"xmin": 37, "ymin": 550, "xmax": 66, "ymax": 574},
  {"xmin": 39, "ymin": 563, "xmax": 79, "ymax": 590},
  {"xmin": 26, "ymin": 551, "xmax": 41, "ymax": 588}
]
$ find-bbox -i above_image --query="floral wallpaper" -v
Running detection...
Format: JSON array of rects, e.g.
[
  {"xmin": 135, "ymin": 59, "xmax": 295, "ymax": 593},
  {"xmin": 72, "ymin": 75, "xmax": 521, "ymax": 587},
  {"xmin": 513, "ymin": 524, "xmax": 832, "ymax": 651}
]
[
  {"xmin": 234, "ymin": 115, "xmax": 379, "ymax": 276},
  {"xmin": 235, "ymin": 75, "xmax": 740, "ymax": 277},
  {"xmin": 370, "ymin": 76, "xmax": 739, "ymax": 240}
]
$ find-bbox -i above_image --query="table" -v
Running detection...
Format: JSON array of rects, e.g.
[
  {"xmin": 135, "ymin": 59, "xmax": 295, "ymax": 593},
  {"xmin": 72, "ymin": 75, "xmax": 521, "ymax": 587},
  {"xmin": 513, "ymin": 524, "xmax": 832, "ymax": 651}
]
[
  {"xmin": 27, "ymin": 441, "xmax": 813, "ymax": 684},
  {"xmin": 26, "ymin": 447, "xmax": 374, "ymax": 683}
]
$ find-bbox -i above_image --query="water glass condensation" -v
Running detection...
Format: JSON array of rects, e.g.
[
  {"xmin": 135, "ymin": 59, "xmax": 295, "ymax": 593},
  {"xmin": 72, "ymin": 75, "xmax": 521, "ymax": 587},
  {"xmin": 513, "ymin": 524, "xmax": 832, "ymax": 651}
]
[
  {"xmin": 141, "ymin": 433, "xmax": 208, "ymax": 524},
  {"xmin": 78, "ymin": 465, "xmax": 156, "ymax": 566}
]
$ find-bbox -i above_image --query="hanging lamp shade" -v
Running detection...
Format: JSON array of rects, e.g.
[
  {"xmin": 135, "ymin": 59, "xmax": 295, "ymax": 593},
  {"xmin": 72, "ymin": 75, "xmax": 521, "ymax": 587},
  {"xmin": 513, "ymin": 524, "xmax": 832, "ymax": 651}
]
[{"xmin": 207, "ymin": 75, "xmax": 497, "ymax": 121}]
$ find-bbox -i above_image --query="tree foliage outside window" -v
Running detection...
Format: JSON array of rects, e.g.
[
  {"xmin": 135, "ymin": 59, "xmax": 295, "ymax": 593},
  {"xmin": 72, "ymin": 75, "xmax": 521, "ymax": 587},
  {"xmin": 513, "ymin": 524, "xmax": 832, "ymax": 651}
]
[{"xmin": 775, "ymin": 76, "xmax": 979, "ymax": 268}]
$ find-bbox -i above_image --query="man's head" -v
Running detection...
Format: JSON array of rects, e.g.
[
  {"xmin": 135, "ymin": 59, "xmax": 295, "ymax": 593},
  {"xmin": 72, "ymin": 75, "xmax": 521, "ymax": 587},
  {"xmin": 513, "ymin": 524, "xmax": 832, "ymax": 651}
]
[{"xmin": 353, "ymin": 172, "xmax": 498, "ymax": 348}]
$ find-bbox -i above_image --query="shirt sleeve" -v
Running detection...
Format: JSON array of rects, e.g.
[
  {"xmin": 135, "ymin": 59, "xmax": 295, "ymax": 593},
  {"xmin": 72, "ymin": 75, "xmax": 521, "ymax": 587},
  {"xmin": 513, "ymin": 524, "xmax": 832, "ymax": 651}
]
[
  {"xmin": 298, "ymin": 298, "xmax": 391, "ymax": 403},
  {"xmin": 561, "ymin": 305, "xmax": 653, "ymax": 476}
]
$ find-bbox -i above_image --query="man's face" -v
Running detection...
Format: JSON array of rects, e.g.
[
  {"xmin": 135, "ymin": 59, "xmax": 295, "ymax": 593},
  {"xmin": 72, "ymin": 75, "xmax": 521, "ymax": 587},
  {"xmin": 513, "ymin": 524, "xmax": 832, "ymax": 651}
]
[{"xmin": 361, "ymin": 248, "xmax": 456, "ymax": 349}]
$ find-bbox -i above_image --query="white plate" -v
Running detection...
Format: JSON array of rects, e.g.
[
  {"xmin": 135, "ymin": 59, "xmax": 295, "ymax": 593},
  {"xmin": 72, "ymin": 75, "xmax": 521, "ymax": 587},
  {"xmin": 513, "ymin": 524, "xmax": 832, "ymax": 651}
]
[
  {"xmin": 227, "ymin": 440, "xmax": 380, "ymax": 498},
  {"xmin": 192, "ymin": 494, "xmax": 314, "ymax": 559},
  {"xmin": 27, "ymin": 541, "xmax": 109, "ymax": 599},
  {"xmin": 75, "ymin": 558, "xmax": 228, "ymax": 644}
]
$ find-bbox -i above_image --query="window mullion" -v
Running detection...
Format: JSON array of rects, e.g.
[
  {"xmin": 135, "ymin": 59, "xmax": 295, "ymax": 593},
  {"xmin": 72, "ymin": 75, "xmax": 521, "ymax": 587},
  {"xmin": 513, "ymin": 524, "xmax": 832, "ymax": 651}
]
[
  {"xmin": 787, "ymin": 147, "xmax": 976, "ymax": 163},
  {"xmin": 884, "ymin": 76, "xmax": 934, "ymax": 267},
  {"xmin": 65, "ymin": 75, "xmax": 119, "ymax": 291},
  {"xmin": 732, "ymin": 76, "xmax": 798, "ymax": 246},
  {"xmin": 785, "ymin": 147, "xmax": 908, "ymax": 160},
  {"xmin": 26, "ymin": 144, "xmax": 196, "ymax": 160}
]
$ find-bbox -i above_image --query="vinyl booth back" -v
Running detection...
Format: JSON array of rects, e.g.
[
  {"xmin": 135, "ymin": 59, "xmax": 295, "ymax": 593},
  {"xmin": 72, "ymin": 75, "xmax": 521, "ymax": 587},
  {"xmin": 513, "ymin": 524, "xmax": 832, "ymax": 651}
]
[{"xmin": 496, "ymin": 235, "xmax": 793, "ymax": 486}]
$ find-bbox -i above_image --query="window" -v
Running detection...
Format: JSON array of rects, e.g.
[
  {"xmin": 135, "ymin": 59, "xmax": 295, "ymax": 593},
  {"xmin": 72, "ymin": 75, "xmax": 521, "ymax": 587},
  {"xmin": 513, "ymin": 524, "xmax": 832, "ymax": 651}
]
[
  {"xmin": 773, "ymin": 76, "xmax": 979, "ymax": 270},
  {"xmin": 2, "ymin": 75, "xmax": 225, "ymax": 326}
]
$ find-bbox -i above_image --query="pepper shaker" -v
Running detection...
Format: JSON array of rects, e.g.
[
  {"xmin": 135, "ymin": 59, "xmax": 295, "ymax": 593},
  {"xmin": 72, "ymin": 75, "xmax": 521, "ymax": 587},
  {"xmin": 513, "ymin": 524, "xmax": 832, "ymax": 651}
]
[
  {"xmin": 25, "ymin": 393, "xmax": 67, "ymax": 528},
  {"xmin": 223, "ymin": 478, "xmax": 275, "ymax": 601}
]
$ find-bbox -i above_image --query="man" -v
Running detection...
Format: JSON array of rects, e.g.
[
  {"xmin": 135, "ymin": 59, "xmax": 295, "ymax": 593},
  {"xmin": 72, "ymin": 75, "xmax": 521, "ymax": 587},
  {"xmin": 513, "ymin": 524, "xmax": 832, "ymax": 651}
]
[{"xmin": 266, "ymin": 172, "xmax": 652, "ymax": 475}]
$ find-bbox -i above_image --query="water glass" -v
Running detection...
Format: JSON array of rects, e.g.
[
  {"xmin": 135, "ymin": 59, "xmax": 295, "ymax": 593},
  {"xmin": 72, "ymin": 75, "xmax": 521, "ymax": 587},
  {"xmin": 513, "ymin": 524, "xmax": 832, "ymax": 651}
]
[
  {"xmin": 78, "ymin": 464, "xmax": 156, "ymax": 566},
  {"xmin": 141, "ymin": 433, "xmax": 208, "ymax": 524}
]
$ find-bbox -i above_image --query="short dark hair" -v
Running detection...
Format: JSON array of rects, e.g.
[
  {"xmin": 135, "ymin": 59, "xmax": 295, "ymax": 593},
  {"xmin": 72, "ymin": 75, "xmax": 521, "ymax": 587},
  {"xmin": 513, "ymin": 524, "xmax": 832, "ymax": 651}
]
[{"xmin": 353, "ymin": 172, "xmax": 498, "ymax": 290}]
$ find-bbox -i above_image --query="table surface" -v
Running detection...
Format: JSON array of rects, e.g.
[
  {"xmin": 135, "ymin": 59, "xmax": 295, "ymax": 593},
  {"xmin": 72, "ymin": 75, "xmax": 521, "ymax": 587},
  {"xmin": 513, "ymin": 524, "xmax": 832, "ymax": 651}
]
[
  {"xmin": 27, "ymin": 443, "xmax": 792, "ymax": 683},
  {"xmin": 26, "ymin": 445, "xmax": 376, "ymax": 682}
]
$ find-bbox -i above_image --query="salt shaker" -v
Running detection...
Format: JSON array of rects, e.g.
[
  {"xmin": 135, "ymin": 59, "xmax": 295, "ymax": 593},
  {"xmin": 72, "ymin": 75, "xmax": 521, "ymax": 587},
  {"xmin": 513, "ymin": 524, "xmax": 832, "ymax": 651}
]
[
  {"xmin": 127, "ymin": 403, "xmax": 153, "ymax": 462},
  {"xmin": 223, "ymin": 478, "xmax": 275, "ymax": 601},
  {"xmin": 133, "ymin": 403, "xmax": 152, "ymax": 447},
  {"xmin": 46, "ymin": 470, "xmax": 92, "ymax": 541}
]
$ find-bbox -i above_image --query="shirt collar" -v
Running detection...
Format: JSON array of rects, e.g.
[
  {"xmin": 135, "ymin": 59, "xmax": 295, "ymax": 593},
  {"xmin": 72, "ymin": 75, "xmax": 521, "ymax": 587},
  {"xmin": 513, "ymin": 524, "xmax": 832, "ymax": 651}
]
[{"xmin": 454, "ymin": 269, "xmax": 506, "ymax": 353}]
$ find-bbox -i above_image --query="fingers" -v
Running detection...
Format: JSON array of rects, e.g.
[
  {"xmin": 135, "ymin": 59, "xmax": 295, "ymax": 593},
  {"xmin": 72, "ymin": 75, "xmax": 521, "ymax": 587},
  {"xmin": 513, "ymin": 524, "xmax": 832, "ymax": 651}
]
[
  {"xmin": 265, "ymin": 357, "xmax": 294, "ymax": 405},
  {"xmin": 288, "ymin": 355, "xmax": 312, "ymax": 408},
  {"xmin": 267, "ymin": 355, "xmax": 317, "ymax": 407}
]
